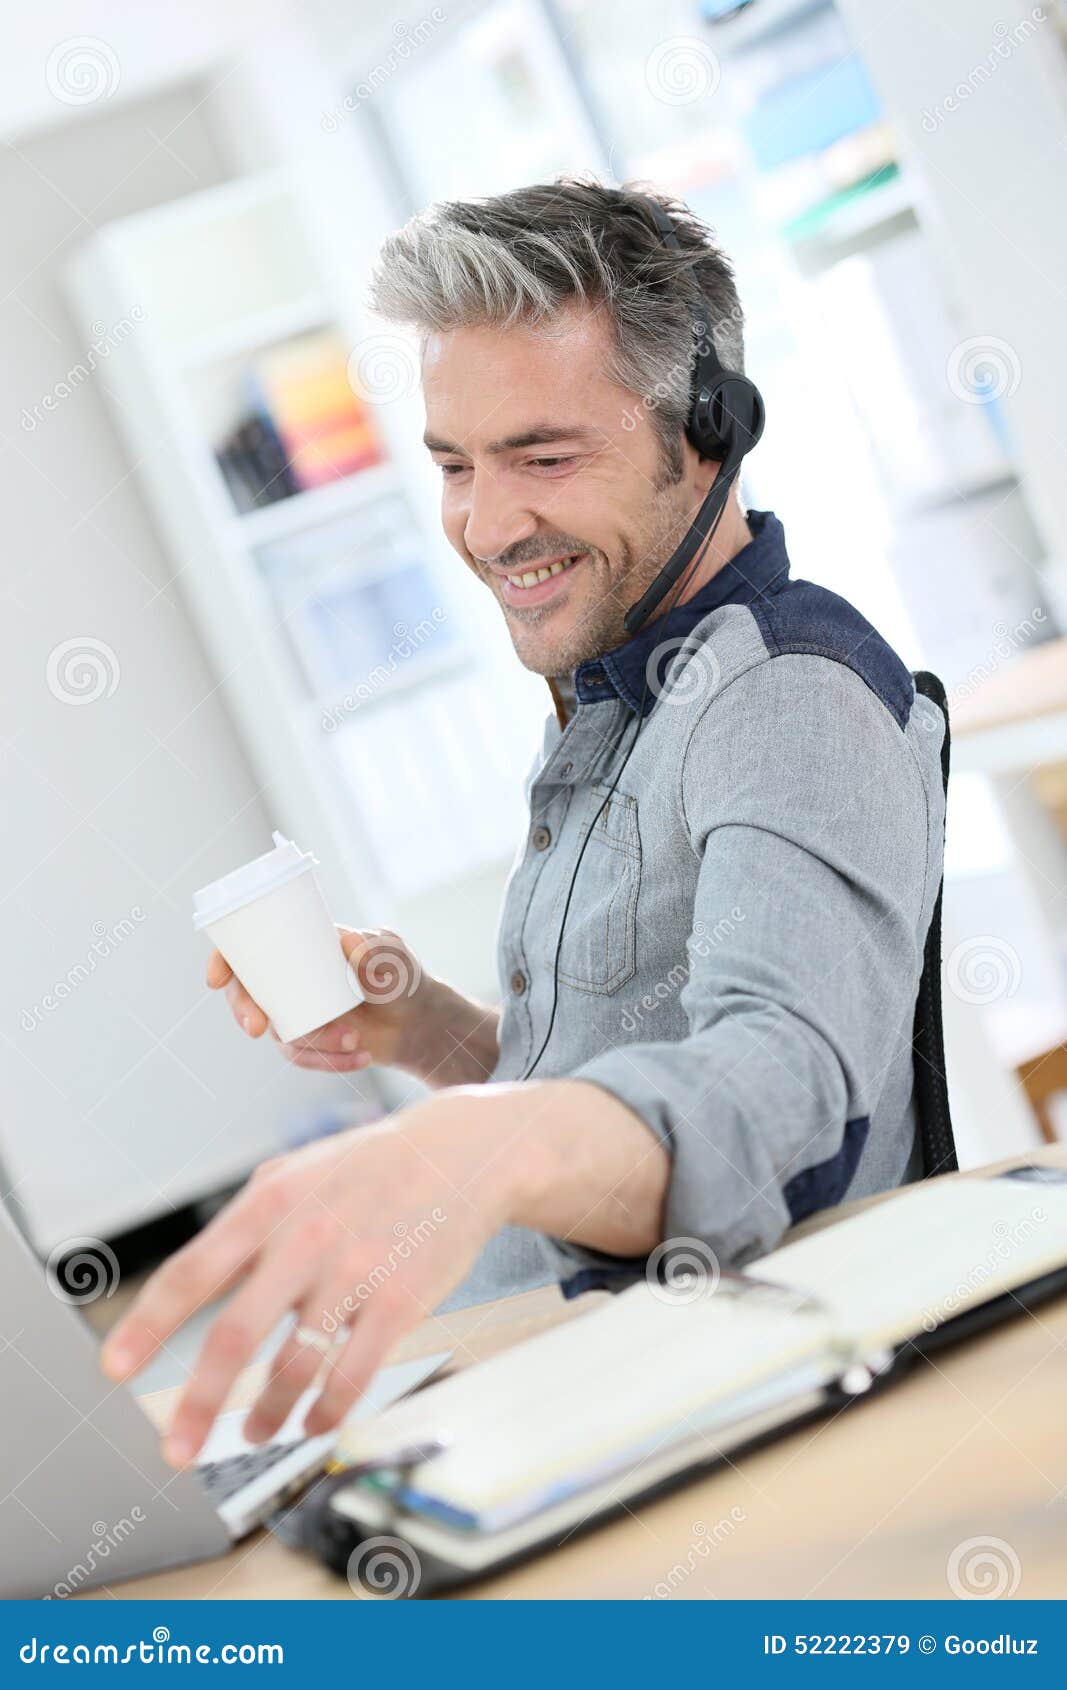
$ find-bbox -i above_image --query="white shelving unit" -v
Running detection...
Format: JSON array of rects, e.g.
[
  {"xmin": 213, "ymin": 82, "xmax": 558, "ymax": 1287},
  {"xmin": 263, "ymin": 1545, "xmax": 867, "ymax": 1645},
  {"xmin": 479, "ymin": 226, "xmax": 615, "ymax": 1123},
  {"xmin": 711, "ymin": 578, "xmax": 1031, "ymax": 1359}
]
[{"xmin": 67, "ymin": 171, "xmax": 546, "ymax": 995}]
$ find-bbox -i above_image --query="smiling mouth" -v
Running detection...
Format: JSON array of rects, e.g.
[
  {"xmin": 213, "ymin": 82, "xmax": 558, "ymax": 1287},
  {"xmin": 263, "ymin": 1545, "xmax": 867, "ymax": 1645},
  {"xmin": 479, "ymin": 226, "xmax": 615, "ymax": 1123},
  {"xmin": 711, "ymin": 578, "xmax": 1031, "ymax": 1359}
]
[{"xmin": 499, "ymin": 553, "xmax": 586, "ymax": 590}]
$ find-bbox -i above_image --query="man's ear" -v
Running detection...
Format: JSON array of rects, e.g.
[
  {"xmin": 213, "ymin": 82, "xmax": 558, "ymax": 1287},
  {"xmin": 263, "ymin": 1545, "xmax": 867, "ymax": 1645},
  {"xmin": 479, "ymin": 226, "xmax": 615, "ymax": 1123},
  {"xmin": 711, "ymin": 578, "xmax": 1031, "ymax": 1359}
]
[{"xmin": 682, "ymin": 434, "xmax": 722, "ymax": 495}]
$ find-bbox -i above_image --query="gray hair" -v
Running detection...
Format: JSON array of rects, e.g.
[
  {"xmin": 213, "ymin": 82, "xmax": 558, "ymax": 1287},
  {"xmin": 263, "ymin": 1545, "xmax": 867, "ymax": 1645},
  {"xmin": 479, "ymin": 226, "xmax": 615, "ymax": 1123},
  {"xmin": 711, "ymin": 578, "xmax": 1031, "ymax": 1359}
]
[{"xmin": 369, "ymin": 178, "xmax": 745, "ymax": 475}]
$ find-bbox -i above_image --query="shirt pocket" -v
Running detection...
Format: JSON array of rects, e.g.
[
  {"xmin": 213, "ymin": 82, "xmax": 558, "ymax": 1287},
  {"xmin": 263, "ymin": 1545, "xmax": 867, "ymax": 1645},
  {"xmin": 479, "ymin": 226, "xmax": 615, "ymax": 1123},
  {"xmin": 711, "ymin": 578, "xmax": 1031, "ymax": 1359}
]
[{"xmin": 546, "ymin": 784, "xmax": 642, "ymax": 995}]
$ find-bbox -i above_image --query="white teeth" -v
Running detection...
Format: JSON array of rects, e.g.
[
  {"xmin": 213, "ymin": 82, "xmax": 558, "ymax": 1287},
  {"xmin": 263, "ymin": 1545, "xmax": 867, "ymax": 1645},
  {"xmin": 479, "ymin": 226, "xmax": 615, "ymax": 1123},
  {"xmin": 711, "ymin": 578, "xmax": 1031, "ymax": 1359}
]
[{"xmin": 505, "ymin": 554, "xmax": 583, "ymax": 588}]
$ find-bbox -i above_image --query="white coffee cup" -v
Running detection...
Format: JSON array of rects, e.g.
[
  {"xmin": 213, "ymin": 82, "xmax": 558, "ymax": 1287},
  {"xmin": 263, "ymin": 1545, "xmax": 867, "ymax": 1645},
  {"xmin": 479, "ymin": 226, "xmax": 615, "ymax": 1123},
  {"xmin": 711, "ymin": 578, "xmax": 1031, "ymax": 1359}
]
[{"xmin": 193, "ymin": 832, "xmax": 361, "ymax": 1043}]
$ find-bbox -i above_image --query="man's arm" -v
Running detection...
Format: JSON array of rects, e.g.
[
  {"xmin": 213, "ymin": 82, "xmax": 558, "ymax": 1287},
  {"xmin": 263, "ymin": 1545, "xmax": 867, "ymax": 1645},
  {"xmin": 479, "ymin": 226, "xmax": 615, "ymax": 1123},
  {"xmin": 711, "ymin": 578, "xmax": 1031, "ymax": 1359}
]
[
  {"xmin": 101, "ymin": 1079, "xmax": 667, "ymax": 1463},
  {"xmin": 551, "ymin": 656, "xmax": 939, "ymax": 1276}
]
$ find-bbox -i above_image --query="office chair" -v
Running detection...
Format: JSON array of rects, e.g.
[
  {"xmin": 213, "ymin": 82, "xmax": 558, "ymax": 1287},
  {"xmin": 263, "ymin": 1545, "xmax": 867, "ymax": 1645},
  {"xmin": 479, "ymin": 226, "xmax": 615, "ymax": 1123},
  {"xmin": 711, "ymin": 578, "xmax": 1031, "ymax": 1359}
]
[{"xmin": 910, "ymin": 671, "xmax": 958, "ymax": 1176}]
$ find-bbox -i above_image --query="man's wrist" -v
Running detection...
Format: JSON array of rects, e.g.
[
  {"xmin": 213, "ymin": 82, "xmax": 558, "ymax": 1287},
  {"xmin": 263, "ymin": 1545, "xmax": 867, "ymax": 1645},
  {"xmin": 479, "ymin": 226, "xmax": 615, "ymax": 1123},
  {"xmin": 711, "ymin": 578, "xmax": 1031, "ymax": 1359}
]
[{"xmin": 401, "ymin": 978, "xmax": 501, "ymax": 1089}]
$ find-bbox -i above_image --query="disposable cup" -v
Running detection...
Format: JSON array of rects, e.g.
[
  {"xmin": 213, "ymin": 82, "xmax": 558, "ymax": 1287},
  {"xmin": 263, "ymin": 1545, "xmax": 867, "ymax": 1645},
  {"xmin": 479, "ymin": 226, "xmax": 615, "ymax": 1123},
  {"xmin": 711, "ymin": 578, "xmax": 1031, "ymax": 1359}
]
[{"xmin": 193, "ymin": 832, "xmax": 361, "ymax": 1043}]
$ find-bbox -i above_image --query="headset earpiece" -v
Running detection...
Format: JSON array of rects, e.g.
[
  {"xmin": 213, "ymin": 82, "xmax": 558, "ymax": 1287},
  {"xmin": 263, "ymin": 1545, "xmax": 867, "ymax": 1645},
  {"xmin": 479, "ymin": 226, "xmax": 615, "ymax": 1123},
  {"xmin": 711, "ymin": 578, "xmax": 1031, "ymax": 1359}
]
[{"xmin": 688, "ymin": 371, "xmax": 765, "ymax": 461}]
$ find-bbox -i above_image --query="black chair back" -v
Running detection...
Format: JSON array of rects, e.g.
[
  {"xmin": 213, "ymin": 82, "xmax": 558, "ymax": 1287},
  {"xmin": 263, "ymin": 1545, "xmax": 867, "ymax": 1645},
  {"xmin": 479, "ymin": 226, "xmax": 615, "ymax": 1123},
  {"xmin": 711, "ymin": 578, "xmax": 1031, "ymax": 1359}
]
[{"xmin": 910, "ymin": 671, "xmax": 958, "ymax": 1176}]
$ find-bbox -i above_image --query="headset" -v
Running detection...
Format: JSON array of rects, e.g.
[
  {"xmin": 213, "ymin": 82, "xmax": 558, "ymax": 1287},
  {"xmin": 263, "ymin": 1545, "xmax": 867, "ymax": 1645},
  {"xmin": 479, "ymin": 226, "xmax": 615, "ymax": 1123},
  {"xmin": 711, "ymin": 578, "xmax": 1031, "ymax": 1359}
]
[
  {"xmin": 521, "ymin": 196, "xmax": 766, "ymax": 1080},
  {"xmin": 624, "ymin": 200, "xmax": 765, "ymax": 632}
]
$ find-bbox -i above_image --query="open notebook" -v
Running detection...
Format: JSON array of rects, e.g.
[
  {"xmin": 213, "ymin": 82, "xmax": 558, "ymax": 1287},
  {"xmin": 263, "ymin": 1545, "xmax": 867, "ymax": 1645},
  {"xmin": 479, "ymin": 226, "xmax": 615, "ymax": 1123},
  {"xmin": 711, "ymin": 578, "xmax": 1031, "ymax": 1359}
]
[{"xmin": 306, "ymin": 1169, "xmax": 1067, "ymax": 1591}]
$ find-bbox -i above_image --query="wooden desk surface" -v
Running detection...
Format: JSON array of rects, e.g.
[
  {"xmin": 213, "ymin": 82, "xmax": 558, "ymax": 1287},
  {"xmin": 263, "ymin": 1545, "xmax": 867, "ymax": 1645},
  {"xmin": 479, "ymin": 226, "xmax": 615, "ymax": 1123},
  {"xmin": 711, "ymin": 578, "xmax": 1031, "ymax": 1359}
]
[{"xmin": 89, "ymin": 1146, "xmax": 1067, "ymax": 1601}]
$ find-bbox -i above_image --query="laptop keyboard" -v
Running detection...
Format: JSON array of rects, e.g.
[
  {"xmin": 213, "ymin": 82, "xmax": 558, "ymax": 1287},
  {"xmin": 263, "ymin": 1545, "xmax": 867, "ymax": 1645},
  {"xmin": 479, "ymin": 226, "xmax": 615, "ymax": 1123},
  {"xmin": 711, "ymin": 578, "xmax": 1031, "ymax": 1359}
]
[{"xmin": 198, "ymin": 1442, "xmax": 301, "ymax": 1504}]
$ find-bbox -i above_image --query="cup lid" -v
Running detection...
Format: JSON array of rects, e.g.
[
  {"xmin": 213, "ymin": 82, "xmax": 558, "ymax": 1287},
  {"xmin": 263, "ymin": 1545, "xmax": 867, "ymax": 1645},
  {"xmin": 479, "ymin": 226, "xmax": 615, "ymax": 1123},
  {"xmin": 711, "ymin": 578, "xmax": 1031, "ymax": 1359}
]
[{"xmin": 192, "ymin": 832, "xmax": 317, "ymax": 930}]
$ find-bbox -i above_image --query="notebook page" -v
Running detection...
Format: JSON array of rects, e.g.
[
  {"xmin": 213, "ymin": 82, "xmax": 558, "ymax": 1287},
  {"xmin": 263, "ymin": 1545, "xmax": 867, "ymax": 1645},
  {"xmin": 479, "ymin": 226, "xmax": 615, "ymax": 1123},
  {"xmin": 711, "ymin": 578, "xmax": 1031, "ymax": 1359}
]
[
  {"xmin": 753, "ymin": 1177, "xmax": 1067, "ymax": 1350},
  {"xmin": 339, "ymin": 1281, "xmax": 839, "ymax": 1520}
]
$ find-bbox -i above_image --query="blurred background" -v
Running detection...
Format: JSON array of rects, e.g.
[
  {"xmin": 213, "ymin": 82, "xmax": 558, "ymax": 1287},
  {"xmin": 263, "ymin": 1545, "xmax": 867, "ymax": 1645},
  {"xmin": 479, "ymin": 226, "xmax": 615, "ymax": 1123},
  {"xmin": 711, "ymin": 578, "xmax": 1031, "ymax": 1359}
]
[{"xmin": 3, "ymin": 0, "xmax": 1067, "ymax": 1300}]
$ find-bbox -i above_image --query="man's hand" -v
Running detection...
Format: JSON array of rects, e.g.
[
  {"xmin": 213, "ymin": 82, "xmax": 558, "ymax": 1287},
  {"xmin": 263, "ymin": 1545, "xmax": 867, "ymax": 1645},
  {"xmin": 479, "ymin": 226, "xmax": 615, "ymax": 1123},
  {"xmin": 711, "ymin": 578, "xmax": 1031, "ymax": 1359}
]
[
  {"xmin": 208, "ymin": 927, "xmax": 500, "ymax": 1086},
  {"xmin": 101, "ymin": 1092, "xmax": 533, "ymax": 1466},
  {"xmin": 100, "ymin": 1081, "xmax": 668, "ymax": 1467}
]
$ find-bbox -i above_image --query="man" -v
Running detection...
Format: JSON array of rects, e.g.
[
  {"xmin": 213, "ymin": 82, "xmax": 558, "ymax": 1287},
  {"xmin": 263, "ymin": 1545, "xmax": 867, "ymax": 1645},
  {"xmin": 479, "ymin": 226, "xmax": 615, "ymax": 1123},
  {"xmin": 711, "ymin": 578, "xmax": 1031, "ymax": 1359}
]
[{"xmin": 103, "ymin": 182, "xmax": 945, "ymax": 1467}]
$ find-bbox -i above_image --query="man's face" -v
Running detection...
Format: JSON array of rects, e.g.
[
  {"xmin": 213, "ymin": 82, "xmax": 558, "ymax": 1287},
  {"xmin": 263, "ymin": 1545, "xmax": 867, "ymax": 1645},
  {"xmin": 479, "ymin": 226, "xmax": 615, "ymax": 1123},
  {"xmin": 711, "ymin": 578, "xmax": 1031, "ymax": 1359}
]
[{"xmin": 422, "ymin": 306, "xmax": 703, "ymax": 676}]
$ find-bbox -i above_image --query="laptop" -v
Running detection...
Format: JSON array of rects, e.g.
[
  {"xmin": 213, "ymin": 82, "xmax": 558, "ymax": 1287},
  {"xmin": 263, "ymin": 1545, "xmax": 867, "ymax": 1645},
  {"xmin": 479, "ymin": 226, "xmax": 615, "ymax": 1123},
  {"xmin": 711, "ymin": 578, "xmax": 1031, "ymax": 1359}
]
[{"xmin": 0, "ymin": 1202, "xmax": 447, "ymax": 1597}]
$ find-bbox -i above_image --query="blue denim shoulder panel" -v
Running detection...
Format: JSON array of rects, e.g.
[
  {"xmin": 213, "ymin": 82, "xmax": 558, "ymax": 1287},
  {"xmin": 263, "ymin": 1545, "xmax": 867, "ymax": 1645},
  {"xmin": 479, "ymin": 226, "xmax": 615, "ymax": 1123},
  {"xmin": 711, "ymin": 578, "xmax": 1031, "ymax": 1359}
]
[
  {"xmin": 750, "ymin": 579, "xmax": 914, "ymax": 730},
  {"xmin": 782, "ymin": 1116, "xmax": 871, "ymax": 1223}
]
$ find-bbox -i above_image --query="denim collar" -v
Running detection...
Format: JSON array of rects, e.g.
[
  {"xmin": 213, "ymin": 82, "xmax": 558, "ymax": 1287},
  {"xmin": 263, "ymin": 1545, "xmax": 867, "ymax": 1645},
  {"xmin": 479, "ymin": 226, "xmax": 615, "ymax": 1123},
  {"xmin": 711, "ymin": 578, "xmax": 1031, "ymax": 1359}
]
[{"xmin": 574, "ymin": 509, "xmax": 790, "ymax": 715}]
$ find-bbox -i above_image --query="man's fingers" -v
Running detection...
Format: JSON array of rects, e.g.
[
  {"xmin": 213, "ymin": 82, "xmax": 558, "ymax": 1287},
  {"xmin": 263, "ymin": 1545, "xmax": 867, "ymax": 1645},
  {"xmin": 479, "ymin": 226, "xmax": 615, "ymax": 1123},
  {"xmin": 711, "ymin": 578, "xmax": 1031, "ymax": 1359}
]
[
  {"xmin": 206, "ymin": 950, "xmax": 233, "ymax": 990},
  {"xmin": 163, "ymin": 1219, "xmax": 331, "ymax": 1466},
  {"xmin": 285, "ymin": 1047, "xmax": 372, "ymax": 1074},
  {"xmin": 303, "ymin": 1286, "xmax": 417, "ymax": 1437},
  {"xmin": 101, "ymin": 1188, "xmax": 272, "ymax": 1382},
  {"xmin": 225, "ymin": 976, "xmax": 269, "ymax": 1038},
  {"xmin": 240, "ymin": 1327, "xmax": 327, "ymax": 1445},
  {"xmin": 286, "ymin": 1021, "xmax": 363, "ymax": 1056}
]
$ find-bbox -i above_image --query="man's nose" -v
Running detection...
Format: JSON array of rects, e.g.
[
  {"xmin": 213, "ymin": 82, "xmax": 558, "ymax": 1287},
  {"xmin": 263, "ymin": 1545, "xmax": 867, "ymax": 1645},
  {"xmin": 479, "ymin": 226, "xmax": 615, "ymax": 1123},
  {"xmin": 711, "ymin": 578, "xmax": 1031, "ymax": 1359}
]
[{"xmin": 462, "ymin": 466, "xmax": 538, "ymax": 565}]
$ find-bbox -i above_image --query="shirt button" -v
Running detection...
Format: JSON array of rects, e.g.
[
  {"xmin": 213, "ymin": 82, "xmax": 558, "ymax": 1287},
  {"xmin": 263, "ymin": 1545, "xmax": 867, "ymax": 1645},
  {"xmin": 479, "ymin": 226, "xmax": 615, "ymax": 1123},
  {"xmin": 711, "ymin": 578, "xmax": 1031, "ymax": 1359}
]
[
  {"xmin": 510, "ymin": 969, "xmax": 527, "ymax": 996},
  {"xmin": 531, "ymin": 825, "xmax": 552, "ymax": 851},
  {"xmin": 586, "ymin": 669, "xmax": 606, "ymax": 687},
  {"xmin": 559, "ymin": 761, "xmax": 573, "ymax": 778}
]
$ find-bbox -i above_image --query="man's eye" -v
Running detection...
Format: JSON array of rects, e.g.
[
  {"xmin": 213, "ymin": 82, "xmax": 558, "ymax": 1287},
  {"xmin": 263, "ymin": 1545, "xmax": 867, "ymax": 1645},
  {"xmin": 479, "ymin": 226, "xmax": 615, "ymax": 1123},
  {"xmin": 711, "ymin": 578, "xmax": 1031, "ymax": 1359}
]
[
  {"xmin": 438, "ymin": 462, "xmax": 469, "ymax": 477},
  {"xmin": 528, "ymin": 456, "xmax": 577, "ymax": 472}
]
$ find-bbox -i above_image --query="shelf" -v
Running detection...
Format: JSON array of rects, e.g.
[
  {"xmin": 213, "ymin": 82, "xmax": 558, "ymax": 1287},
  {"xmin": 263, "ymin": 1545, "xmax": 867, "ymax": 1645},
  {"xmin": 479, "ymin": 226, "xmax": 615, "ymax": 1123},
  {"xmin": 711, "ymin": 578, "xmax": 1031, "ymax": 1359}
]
[
  {"xmin": 177, "ymin": 293, "xmax": 335, "ymax": 370},
  {"xmin": 228, "ymin": 462, "xmax": 401, "ymax": 546}
]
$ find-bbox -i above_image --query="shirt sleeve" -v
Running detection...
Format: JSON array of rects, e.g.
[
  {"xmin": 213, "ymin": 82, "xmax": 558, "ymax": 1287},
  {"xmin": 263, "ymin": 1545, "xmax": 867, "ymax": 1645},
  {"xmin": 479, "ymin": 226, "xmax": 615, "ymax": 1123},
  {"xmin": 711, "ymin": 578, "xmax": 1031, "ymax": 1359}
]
[{"xmin": 538, "ymin": 654, "xmax": 938, "ymax": 1288}]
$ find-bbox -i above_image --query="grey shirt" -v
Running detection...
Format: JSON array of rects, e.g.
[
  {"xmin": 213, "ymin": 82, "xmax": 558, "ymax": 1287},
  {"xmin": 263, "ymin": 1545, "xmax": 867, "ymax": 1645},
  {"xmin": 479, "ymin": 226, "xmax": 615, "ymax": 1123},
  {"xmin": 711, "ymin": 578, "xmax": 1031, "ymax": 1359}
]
[{"xmin": 445, "ymin": 511, "xmax": 945, "ymax": 1309}]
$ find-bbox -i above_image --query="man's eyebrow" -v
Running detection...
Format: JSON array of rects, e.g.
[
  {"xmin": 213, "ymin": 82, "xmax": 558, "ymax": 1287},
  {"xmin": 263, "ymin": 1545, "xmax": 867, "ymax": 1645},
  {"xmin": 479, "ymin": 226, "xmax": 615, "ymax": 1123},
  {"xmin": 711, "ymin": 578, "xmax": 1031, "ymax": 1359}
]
[{"xmin": 423, "ymin": 425, "xmax": 599, "ymax": 455}]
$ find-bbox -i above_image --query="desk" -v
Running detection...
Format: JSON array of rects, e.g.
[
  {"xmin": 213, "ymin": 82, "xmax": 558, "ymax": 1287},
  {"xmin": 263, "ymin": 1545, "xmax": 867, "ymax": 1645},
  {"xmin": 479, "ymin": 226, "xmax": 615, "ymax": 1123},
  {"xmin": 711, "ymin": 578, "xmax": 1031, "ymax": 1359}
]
[{"xmin": 85, "ymin": 1146, "xmax": 1067, "ymax": 1600}]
